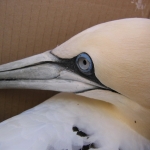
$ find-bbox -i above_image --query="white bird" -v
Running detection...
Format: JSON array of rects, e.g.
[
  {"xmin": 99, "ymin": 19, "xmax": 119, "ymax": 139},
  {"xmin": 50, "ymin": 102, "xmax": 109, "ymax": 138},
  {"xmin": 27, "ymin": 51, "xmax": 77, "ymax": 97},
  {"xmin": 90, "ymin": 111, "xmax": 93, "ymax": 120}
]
[{"xmin": 0, "ymin": 18, "xmax": 150, "ymax": 150}]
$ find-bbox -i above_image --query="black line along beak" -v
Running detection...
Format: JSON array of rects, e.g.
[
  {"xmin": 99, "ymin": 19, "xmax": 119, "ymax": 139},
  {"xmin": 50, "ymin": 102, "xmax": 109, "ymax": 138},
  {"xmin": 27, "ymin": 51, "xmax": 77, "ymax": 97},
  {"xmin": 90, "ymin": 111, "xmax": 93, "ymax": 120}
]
[
  {"xmin": 0, "ymin": 51, "xmax": 98, "ymax": 93},
  {"xmin": 0, "ymin": 50, "xmax": 116, "ymax": 93}
]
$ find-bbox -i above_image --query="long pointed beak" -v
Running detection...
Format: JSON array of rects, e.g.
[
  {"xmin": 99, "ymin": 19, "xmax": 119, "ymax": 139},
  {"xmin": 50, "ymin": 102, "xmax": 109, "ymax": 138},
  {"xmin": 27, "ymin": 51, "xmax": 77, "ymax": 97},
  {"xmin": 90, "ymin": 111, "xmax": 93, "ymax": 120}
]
[{"xmin": 0, "ymin": 51, "xmax": 100, "ymax": 93}]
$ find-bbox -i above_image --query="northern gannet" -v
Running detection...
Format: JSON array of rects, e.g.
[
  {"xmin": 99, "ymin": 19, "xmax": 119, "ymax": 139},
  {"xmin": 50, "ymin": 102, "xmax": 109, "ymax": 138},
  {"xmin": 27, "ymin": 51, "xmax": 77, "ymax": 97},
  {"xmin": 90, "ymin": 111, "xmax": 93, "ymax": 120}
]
[{"xmin": 0, "ymin": 18, "xmax": 150, "ymax": 150}]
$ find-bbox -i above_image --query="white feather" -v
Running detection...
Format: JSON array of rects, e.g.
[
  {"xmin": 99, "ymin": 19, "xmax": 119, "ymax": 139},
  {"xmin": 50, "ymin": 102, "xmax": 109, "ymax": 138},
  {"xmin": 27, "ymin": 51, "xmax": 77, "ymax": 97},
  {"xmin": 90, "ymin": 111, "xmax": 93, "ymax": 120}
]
[{"xmin": 0, "ymin": 93, "xmax": 149, "ymax": 150}]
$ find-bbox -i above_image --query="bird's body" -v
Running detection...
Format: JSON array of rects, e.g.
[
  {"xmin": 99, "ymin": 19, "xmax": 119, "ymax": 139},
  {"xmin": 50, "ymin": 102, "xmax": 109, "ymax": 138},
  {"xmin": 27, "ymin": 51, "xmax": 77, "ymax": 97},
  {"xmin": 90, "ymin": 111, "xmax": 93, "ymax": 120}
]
[
  {"xmin": 0, "ymin": 18, "xmax": 150, "ymax": 150},
  {"xmin": 0, "ymin": 93, "xmax": 149, "ymax": 150}
]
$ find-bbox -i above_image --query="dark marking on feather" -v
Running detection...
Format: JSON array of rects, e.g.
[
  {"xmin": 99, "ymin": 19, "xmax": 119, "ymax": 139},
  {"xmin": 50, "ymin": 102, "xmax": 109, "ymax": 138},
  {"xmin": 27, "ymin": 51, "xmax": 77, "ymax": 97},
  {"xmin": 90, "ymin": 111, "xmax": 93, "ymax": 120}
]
[
  {"xmin": 72, "ymin": 126, "xmax": 79, "ymax": 132},
  {"xmin": 72, "ymin": 126, "xmax": 98, "ymax": 150},
  {"xmin": 77, "ymin": 131, "xmax": 88, "ymax": 137},
  {"xmin": 80, "ymin": 143, "xmax": 96, "ymax": 150},
  {"xmin": 90, "ymin": 143, "xmax": 96, "ymax": 148}
]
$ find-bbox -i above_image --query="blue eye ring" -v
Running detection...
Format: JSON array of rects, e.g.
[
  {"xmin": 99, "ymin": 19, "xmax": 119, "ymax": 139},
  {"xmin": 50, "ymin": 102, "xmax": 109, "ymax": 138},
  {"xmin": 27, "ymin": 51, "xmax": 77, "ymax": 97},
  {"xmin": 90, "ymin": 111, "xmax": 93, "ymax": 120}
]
[{"xmin": 76, "ymin": 53, "xmax": 93, "ymax": 75}]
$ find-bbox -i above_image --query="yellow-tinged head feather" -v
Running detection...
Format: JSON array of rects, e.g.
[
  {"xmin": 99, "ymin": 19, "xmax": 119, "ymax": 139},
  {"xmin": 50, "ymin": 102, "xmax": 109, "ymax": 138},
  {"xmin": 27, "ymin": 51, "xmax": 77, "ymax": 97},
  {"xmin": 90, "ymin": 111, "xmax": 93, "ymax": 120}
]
[
  {"xmin": 52, "ymin": 18, "xmax": 150, "ymax": 109},
  {"xmin": 52, "ymin": 18, "xmax": 150, "ymax": 139}
]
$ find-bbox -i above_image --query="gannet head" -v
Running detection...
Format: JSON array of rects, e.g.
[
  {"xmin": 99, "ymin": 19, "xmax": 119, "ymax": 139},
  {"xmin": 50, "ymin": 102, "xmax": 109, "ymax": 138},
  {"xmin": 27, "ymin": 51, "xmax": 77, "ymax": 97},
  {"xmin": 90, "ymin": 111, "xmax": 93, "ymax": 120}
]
[
  {"xmin": 0, "ymin": 18, "xmax": 150, "ymax": 139},
  {"xmin": 0, "ymin": 18, "xmax": 149, "ymax": 106},
  {"xmin": 52, "ymin": 18, "xmax": 150, "ymax": 109}
]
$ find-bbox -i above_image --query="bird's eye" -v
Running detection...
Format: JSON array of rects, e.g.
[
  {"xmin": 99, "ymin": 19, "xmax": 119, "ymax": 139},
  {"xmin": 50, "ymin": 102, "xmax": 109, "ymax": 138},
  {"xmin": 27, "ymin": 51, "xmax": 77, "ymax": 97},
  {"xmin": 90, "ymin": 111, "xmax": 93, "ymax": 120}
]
[{"xmin": 76, "ymin": 53, "xmax": 93, "ymax": 75}]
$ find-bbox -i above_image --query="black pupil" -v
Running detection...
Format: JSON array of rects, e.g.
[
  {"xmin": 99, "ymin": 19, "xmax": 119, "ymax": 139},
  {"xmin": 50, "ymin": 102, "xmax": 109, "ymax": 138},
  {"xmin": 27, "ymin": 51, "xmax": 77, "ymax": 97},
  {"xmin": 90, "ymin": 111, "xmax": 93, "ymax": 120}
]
[{"xmin": 83, "ymin": 59, "xmax": 87, "ymax": 65}]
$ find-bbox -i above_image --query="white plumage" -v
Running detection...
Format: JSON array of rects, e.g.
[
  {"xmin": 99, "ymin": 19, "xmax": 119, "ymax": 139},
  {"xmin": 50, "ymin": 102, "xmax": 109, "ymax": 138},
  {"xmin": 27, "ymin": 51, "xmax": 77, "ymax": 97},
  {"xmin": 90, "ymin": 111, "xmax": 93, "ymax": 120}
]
[{"xmin": 0, "ymin": 93, "xmax": 149, "ymax": 150}]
